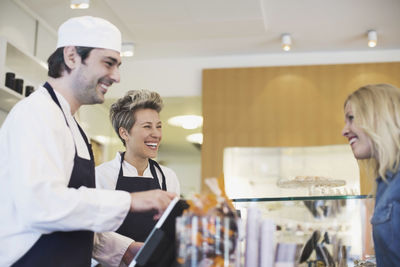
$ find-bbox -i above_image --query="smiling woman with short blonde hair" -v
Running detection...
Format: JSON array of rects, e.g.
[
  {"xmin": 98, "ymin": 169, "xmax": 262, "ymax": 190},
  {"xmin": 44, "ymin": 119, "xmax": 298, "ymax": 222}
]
[
  {"xmin": 96, "ymin": 89, "xmax": 180, "ymax": 243},
  {"xmin": 110, "ymin": 90, "xmax": 163, "ymax": 146}
]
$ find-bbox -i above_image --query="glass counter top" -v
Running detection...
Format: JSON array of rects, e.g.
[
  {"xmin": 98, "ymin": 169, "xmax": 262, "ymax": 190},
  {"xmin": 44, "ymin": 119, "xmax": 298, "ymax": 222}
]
[{"xmin": 232, "ymin": 194, "xmax": 372, "ymax": 202}]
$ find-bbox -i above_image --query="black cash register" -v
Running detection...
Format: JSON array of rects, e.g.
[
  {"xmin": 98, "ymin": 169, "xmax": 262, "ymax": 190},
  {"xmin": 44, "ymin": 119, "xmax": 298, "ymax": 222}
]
[{"xmin": 129, "ymin": 197, "xmax": 189, "ymax": 267}]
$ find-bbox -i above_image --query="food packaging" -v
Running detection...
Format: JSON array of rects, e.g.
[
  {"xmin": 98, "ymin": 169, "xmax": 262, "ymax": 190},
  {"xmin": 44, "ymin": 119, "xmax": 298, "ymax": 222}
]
[{"xmin": 176, "ymin": 178, "xmax": 241, "ymax": 267}]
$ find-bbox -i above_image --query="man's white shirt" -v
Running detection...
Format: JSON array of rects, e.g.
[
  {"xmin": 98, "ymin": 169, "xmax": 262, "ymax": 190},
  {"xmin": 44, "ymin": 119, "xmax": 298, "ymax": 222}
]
[{"xmin": 0, "ymin": 86, "xmax": 132, "ymax": 266}]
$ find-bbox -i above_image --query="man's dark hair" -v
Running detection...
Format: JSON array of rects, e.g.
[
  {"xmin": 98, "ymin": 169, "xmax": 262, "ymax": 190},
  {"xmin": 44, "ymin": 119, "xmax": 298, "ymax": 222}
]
[{"xmin": 47, "ymin": 46, "xmax": 94, "ymax": 78}]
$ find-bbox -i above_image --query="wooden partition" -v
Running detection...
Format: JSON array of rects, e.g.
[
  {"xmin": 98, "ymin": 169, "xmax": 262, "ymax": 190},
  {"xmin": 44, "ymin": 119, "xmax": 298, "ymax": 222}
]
[{"xmin": 202, "ymin": 62, "xmax": 400, "ymax": 194}]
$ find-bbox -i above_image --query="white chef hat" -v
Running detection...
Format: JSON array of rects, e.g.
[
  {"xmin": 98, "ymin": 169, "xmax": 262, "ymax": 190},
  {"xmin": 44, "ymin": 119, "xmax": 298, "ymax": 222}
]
[{"xmin": 56, "ymin": 16, "xmax": 121, "ymax": 53}]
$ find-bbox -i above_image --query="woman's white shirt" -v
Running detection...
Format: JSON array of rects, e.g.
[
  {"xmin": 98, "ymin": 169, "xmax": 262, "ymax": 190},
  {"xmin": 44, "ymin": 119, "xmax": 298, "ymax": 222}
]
[{"xmin": 94, "ymin": 152, "xmax": 181, "ymax": 266}]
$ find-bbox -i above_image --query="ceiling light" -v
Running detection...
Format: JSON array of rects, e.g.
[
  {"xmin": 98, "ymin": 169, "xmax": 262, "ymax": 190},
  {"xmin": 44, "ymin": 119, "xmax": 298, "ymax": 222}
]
[
  {"xmin": 121, "ymin": 42, "xmax": 135, "ymax": 57},
  {"xmin": 281, "ymin": 34, "xmax": 291, "ymax": 52},
  {"xmin": 186, "ymin": 133, "xmax": 203, "ymax": 144},
  {"xmin": 70, "ymin": 0, "xmax": 89, "ymax": 9},
  {"xmin": 93, "ymin": 135, "xmax": 110, "ymax": 144},
  {"xmin": 367, "ymin": 30, "xmax": 377, "ymax": 48},
  {"xmin": 168, "ymin": 115, "xmax": 203, "ymax": 130}
]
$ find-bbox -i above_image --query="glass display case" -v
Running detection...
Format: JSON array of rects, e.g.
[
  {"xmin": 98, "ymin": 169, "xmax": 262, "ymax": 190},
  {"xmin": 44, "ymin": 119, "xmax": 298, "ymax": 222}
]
[
  {"xmin": 232, "ymin": 195, "xmax": 374, "ymax": 267},
  {"xmin": 223, "ymin": 145, "xmax": 360, "ymax": 199},
  {"xmin": 223, "ymin": 145, "xmax": 374, "ymax": 266}
]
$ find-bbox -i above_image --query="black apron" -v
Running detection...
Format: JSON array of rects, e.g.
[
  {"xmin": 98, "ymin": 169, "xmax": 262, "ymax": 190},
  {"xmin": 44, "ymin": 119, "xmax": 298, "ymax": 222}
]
[
  {"xmin": 115, "ymin": 152, "xmax": 167, "ymax": 242},
  {"xmin": 12, "ymin": 82, "xmax": 95, "ymax": 267}
]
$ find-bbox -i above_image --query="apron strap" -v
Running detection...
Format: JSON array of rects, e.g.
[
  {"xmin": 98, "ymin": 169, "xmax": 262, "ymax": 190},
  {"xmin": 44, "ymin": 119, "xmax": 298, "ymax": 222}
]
[
  {"xmin": 118, "ymin": 152, "xmax": 167, "ymax": 191},
  {"xmin": 75, "ymin": 120, "xmax": 94, "ymax": 161},
  {"xmin": 117, "ymin": 152, "xmax": 125, "ymax": 179},
  {"xmin": 149, "ymin": 159, "xmax": 167, "ymax": 191},
  {"xmin": 43, "ymin": 82, "xmax": 69, "ymax": 126},
  {"xmin": 44, "ymin": 82, "xmax": 93, "ymax": 159}
]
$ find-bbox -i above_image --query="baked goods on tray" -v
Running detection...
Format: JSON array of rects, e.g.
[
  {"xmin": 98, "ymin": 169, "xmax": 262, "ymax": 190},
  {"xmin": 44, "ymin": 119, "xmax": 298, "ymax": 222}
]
[{"xmin": 277, "ymin": 176, "xmax": 346, "ymax": 188}]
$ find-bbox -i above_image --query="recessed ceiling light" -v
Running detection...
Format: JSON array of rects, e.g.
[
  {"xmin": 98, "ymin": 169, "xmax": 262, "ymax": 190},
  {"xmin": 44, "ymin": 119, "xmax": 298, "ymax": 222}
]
[
  {"xmin": 70, "ymin": 0, "xmax": 89, "ymax": 9},
  {"xmin": 168, "ymin": 115, "xmax": 203, "ymax": 129},
  {"xmin": 281, "ymin": 33, "xmax": 291, "ymax": 52},
  {"xmin": 121, "ymin": 42, "xmax": 135, "ymax": 57},
  {"xmin": 186, "ymin": 133, "xmax": 203, "ymax": 144},
  {"xmin": 93, "ymin": 135, "xmax": 110, "ymax": 144},
  {"xmin": 367, "ymin": 30, "xmax": 377, "ymax": 48}
]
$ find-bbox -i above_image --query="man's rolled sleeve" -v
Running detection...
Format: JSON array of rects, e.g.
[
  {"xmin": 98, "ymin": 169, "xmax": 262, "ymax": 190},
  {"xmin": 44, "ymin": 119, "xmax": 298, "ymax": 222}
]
[{"xmin": 93, "ymin": 232, "xmax": 134, "ymax": 267}]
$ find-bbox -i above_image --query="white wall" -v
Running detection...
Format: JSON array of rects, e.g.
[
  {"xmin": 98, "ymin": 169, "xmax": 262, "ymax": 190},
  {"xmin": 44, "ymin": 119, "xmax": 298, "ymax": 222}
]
[
  {"xmin": 0, "ymin": 109, "xmax": 8, "ymax": 127},
  {"xmin": 77, "ymin": 104, "xmax": 122, "ymax": 163},
  {"xmin": 0, "ymin": 0, "xmax": 36, "ymax": 55},
  {"xmin": 157, "ymin": 150, "xmax": 201, "ymax": 197},
  {"xmin": 36, "ymin": 23, "xmax": 56, "ymax": 62},
  {"xmin": 0, "ymin": 0, "xmax": 56, "ymax": 60}
]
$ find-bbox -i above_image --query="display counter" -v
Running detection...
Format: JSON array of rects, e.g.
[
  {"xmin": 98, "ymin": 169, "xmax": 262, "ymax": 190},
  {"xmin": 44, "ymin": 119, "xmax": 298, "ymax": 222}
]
[{"xmin": 233, "ymin": 195, "xmax": 374, "ymax": 266}]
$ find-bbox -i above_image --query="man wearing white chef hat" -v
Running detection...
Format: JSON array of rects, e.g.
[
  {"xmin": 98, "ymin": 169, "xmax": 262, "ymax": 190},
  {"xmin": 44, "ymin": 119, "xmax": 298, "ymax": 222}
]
[{"xmin": 0, "ymin": 16, "xmax": 176, "ymax": 267}]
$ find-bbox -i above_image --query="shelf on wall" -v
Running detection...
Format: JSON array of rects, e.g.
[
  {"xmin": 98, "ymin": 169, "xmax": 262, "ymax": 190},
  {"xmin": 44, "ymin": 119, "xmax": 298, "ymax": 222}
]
[
  {"xmin": 0, "ymin": 37, "xmax": 47, "ymax": 112},
  {"xmin": 5, "ymin": 40, "xmax": 47, "ymax": 86}
]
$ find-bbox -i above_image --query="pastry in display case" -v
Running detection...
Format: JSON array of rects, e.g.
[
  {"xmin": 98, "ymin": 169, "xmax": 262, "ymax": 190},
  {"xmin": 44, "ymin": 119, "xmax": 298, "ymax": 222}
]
[{"xmin": 277, "ymin": 176, "xmax": 348, "ymax": 196}]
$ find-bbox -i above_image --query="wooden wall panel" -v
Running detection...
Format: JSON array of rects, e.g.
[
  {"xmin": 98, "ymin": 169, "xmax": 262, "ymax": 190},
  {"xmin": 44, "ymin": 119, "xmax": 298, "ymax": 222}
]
[{"xmin": 202, "ymin": 62, "xmax": 400, "ymax": 193}]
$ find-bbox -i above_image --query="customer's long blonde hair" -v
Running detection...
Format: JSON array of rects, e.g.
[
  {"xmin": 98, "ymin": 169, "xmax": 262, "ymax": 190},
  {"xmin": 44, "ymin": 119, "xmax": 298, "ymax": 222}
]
[{"xmin": 345, "ymin": 83, "xmax": 400, "ymax": 181}]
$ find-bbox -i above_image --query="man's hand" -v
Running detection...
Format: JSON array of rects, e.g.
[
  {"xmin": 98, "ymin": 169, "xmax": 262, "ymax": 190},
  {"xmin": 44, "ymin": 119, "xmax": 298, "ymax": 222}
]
[
  {"xmin": 122, "ymin": 241, "xmax": 143, "ymax": 265},
  {"xmin": 130, "ymin": 190, "xmax": 177, "ymax": 220}
]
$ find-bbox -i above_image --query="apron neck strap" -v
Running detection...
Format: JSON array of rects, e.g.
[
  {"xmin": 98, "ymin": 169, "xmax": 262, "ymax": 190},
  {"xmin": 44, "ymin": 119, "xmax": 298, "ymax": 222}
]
[
  {"xmin": 149, "ymin": 159, "xmax": 167, "ymax": 191},
  {"xmin": 43, "ymin": 82, "xmax": 69, "ymax": 126},
  {"xmin": 118, "ymin": 152, "xmax": 167, "ymax": 191},
  {"xmin": 43, "ymin": 82, "xmax": 93, "ymax": 159}
]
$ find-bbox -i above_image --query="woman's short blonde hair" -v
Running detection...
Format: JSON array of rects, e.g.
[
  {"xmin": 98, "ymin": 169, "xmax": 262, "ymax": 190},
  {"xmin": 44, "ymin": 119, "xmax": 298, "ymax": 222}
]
[
  {"xmin": 345, "ymin": 83, "xmax": 400, "ymax": 181},
  {"xmin": 110, "ymin": 89, "xmax": 163, "ymax": 146}
]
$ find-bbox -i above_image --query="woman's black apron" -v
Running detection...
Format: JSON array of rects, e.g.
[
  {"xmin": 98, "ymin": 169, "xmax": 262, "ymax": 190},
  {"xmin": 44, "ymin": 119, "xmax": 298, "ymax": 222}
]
[
  {"xmin": 12, "ymin": 82, "xmax": 95, "ymax": 267},
  {"xmin": 115, "ymin": 152, "xmax": 167, "ymax": 242}
]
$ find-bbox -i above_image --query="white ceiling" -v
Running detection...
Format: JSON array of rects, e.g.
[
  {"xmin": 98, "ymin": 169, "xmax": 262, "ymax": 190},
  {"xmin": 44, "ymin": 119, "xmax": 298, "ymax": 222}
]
[
  {"xmin": 19, "ymin": 0, "xmax": 400, "ymax": 60},
  {"xmin": 15, "ymin": 0, "xmax": 400, "ymax": 154}
]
